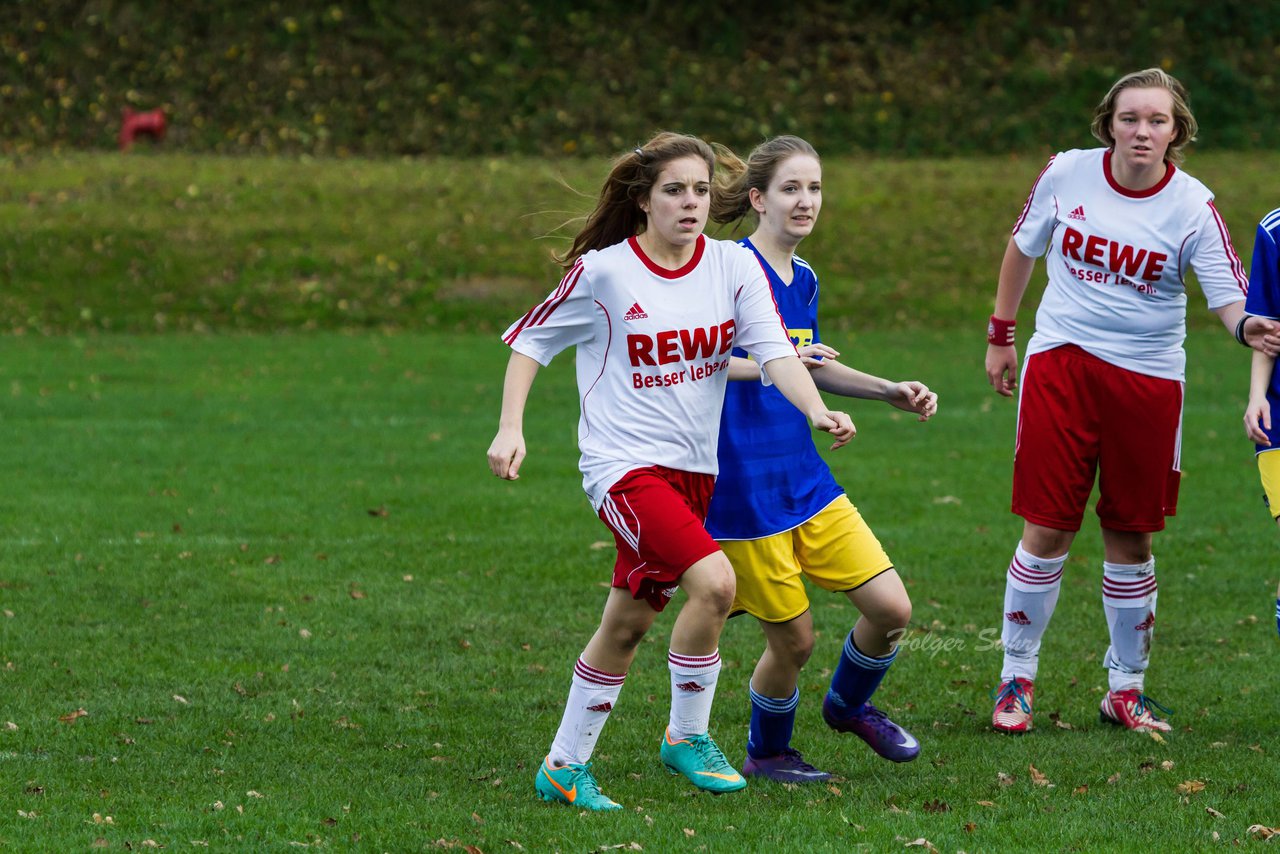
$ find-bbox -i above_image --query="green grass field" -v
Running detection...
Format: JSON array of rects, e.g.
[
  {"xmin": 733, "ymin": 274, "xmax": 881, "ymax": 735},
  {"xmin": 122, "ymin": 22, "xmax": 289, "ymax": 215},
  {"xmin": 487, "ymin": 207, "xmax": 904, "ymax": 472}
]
[{"xmin": 0, "ymin": 328, "xmax": 1277, "ymax": 851}]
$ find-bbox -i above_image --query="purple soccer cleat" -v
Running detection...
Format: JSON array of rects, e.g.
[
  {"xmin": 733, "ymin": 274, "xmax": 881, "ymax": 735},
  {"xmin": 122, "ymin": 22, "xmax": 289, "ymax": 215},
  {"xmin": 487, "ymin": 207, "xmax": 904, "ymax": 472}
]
[
  {"xmin": 742, "ymin": 747, "xmax": 832, "ymax": 783},
  {"xmin": 822, "ymin": 696, "xmax": 920, "ymax": 762}
]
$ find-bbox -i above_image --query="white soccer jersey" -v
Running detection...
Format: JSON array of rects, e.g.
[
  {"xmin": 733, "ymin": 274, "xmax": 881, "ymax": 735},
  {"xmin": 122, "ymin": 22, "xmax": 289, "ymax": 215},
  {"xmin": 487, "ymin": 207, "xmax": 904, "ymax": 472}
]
[
  {"xmin": 503, "ymin": 234, "xmax": 797, "ymax": 509},
  {"xmin": 1013, "ymin": 148, "xmax": 1248, "ymax": 381}
]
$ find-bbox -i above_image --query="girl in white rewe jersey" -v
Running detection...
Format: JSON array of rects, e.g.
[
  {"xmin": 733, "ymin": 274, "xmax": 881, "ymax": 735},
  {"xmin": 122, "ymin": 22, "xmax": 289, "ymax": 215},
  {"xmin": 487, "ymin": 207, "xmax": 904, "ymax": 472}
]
[
  {"xmin": 487, "ymin": 131, "xmax": 854, "ymax": 811},
  {"xmin": 983, "ymin": 68, "xmax": 1274, "ymax": 736}
]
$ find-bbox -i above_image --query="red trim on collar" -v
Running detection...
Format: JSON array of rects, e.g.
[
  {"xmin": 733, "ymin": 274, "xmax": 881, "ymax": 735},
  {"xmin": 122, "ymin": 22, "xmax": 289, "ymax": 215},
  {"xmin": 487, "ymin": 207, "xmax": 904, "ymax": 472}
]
[
  {"xmin": 628, "ymin": 234, "xmax": 705, "ymax": 278},
  {"xmin": 1103, "ymin": 149, "xmax": 1175, "ymax": 198}
]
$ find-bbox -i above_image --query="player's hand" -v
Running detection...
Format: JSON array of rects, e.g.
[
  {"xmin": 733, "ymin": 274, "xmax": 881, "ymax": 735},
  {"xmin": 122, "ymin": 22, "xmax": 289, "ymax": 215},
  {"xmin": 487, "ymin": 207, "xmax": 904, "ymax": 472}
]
[
  {"xmin": 797, "ymin": 343, "xmax": 840, "ymax": 370},
  {"xmin": 487, "ymin": 427, "xmax": 526, "ymax": 480},
  {"xmin": 1245, "ymin": 399, "xmax": 1272, "ymax": 445},
  {"xmin": 985, "ymin": 344, "xmax": 1019, "ymax": 397},
  {"xmin": 890, "ymin": 381, "xmax": 938, "ymax": 421},
  {"xmin": 1245, "ymin": 315, "xmax": 1280, "ymax": 356},
  {"xmin": 811, "ymin": 410, "xmax": 856, "ymax": 450}
]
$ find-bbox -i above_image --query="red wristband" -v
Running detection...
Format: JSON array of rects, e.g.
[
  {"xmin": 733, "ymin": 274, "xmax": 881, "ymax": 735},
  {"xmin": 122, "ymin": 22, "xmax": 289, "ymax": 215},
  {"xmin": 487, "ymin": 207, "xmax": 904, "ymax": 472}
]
[{"xmin": 987, "ymin": 315, "xmax": 1016, "ymax": 346}]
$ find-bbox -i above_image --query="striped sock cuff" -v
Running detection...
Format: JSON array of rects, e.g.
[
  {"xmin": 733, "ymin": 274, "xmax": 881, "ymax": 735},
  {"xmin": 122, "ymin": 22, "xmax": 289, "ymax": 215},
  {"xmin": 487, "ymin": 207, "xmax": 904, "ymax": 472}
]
[
  {"xmin": 749, "ymin": 686, "xmax": 799, "ymax": 715},
  {"xmin": 1007, "ymin": 544, "xmax": 1066, "ymax": 592},
  {"xmin": 1102, "ymin": 559, "xmax": 1157, "ymax": 608},
  {"xmin": 843, "ymin": 632, "xmax": 896, "ymax": 670},
  {"xmin": 574, "ymin": 658, "xmax": 626, "ymax": 687},
  {"xmin": 668, "ymin": 649, "xmax": 721, "ymax": 674}
]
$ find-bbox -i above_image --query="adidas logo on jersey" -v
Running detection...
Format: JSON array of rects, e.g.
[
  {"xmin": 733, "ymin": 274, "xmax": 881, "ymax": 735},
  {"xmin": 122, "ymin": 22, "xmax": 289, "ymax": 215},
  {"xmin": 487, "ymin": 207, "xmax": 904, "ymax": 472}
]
[
  {"xmin": 675, "ymin": 681, "xmax": 705, "ymax": 693},
  {"xmin": 1005, "ymin": 610, "xmax": 1032, "ymax": 625},
  {"xmin": 623, "ymin": 302, "xmax": 648, "ymax": 321},
  {"xmin": 1134, "ymin": 611, "xmax": 1155, "ymax": 631},
  {"xmin": 1067, "ymin": 205, "xmax": 1086, "ymax": 221}
]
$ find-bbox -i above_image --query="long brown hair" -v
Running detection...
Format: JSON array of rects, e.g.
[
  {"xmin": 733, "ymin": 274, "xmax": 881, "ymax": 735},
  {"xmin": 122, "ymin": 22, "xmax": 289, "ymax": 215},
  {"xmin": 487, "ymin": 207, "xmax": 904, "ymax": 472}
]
[
  {"xmin": 556, "ymin": 132, "xmax": 717, "ymax": 269},
  {"xmin": 710, "ymin": 135, "xmax": 820, "ymax": 226},
  {"xmin": 1090, "ymin": 68, "xmax": 1198, "ymax": 166}
]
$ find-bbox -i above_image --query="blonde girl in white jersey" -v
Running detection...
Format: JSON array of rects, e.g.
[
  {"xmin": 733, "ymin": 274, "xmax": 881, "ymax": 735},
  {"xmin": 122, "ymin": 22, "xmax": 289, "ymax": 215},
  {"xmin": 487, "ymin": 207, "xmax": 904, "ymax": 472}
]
[
  {"xmin": 984, "ymin": 68, "xmax": 1275, "ymax": 736},
  {"xmin": 488, "ymin": 131, "xmax": 854, "ymax": 810}
]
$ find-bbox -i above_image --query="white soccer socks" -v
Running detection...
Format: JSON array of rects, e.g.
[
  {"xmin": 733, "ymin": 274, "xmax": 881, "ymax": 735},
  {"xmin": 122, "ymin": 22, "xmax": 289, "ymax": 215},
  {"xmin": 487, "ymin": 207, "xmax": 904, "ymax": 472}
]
[
  {"xmin": 1101, "ymin": 558, "xmax": 1157, "ymax": 692},
  {"xmin": 667, "ymin": 650, "xmax": 721, "ymax": 741},
  {"xmin": 1000, "ymin": 543, "xmax": 1066, "ymax": 682},
  {"xmin": 547, "ymin": 658, "xmax": 626, "ymax": 767}
]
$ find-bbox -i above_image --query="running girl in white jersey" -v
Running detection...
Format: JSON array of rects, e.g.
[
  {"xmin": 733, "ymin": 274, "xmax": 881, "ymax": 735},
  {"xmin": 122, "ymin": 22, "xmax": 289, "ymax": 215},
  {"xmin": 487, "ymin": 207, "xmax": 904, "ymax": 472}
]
[
  {"xmin": 983, "ymin": 68, "xmax": 1268, "ymax": 735},
  {"xmin": 487, "ymin": 132, "xmax": 855, "ymax": 810},
  {"xmin": 705, "ymin": 136, "xmax": 937, "ymax": 782}
]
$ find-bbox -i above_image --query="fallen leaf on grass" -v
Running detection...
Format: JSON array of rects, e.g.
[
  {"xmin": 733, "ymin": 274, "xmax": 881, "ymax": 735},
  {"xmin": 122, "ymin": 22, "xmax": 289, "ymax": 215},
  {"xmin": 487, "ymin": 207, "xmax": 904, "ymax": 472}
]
[
  {"xmin": 1054, "ymin": 719, "xmax": 1074, "ymax": 730},
  {"xmin": 173, "ymin": 695, "xmax": 189, "ymax": 704},
  {"xmin": 976, "ymin": 801, "xmax": 996, "ymax": 807},
  {"xmin": 1248, "ymin": 825, "xmax": 1280, "ymax": 840},
  {"xmin": 590, "ymin": 541, "xmax": 612, "ymax": 550},
  {"xmin": 682, "ymin": 828, "xmax": 695, "ymax": 837},
  {"xmin": 902, "ymin": 838, "xmax": 938, "ymax": 851},
  {"xmin": 1106, "ymin": 772, "xmax": 1122, "ymax": 784},
  {"xmin": 1205, "ymin": 807, "xmax": 1224, "ymax": 818},
  {"xmin": 1160, "ymin": 760, "xmax": 1175, "ymax": 770},
  {"xmin": 1176, "ymin": 780, "xmax": 1205, "ymax": 795},
  {"xmin": 367, "ymin": 506, "xmax": 389, "ymax": 517},
  {"xmin": 997, "ymin": 772, "xmax": 1015, "ymax": 786},
  {"xmin": 591, "ymin": 844, "xmax": 642, "ymax": 852},
  {"xmin": 922, "ymin": 799, "xmax": 949, "ymax": 813},
  {"xmin": 1029, "ymin": 764, "xmax": 1053, "ymax": 787},
  {"xmin": 5, "ymin": 721, "xmax": 17, "ymax": 731},
  {"xmin": 59, "ymin": 708, "xmax": 88, "ymax": 724},
  {"xmin": 1073, "ymin": 786, "xmax": 1088, "ymax": 795},
  {"xmin": 1148, "ymin": 731, "xmax": 1166, "ymax": 744},
  {"xmin": 964, "ymin": 823, "xmax": 976, "ymax": 832}
]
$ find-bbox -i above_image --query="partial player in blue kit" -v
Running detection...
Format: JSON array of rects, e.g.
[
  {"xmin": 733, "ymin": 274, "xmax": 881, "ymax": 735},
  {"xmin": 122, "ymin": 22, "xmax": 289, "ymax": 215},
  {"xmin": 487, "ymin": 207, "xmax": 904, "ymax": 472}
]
[
  {"xmin": 1241, "ymin": 207, "xmax": 1280, "ymax": 637},
  {"xmin": 705, "ymin": 136, "xmax": 938, "ymax": 782}
]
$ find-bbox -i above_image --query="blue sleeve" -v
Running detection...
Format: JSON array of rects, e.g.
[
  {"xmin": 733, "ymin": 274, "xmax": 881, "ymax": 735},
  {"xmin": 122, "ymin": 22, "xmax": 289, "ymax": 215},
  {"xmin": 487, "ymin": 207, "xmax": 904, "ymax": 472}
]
[{"xmin": 1246, "ymin": 218, "xmax": 1280, "ymax": 318}]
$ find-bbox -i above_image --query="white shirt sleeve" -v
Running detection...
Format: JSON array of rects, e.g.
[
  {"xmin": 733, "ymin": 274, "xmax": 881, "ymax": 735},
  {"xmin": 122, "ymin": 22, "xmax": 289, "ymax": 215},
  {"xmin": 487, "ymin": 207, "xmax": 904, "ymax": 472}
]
[
  {"xmin": 1011, "ymin": 154, "xmax": 1060, "ymax": 258},
  {"xmin": 502, "ymin": 262, "xmax": 598, "ymax": 365},
  {"xmin": 1186, "ymin": 200, "xmax": 1249, "ymax": 310},
  {"xmin": 731, "ymin": 253, "xmax": 799, "ymax": 386}
]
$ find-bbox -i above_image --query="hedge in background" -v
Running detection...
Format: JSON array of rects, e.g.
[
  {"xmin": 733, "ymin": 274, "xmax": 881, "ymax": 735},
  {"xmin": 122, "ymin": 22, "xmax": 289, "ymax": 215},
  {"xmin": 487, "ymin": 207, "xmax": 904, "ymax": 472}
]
[{"xmin": 5, "ymin": 0, "xmax": 1279, "ymax": 157}]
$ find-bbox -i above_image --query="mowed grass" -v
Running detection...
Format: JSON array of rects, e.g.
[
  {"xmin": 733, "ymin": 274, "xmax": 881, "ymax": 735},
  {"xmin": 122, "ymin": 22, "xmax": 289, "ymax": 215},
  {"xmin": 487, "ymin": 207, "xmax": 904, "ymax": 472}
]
[
  {"xmin": 0, "ymin": 329, "xmax": 1277, "ymax": 850},
  {"xmin": 7, "ymin": 150, "xmax": 1280, "ymax": 334}
]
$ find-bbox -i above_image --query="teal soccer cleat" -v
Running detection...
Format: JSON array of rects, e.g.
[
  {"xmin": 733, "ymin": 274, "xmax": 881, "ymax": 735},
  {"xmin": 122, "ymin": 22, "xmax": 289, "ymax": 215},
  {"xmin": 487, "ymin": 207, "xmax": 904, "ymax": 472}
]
[
  {"xmin": 660, "ymin": 729, "xmax": 747, "ymax": 794},
  {"xmin": 534, "ymin": 757, "xmax": 623, "ymax": 811}
]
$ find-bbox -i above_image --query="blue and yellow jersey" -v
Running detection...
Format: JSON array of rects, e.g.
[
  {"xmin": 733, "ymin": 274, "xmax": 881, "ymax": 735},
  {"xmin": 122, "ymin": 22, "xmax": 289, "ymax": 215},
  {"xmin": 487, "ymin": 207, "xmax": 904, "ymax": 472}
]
[
  {"xmin": 705, "ymin": 238, "xmax": 844, "ymax": 540},
  {"xmin": 1246, "ymin": 207, "xmax": 1280, "ymax": 454}
]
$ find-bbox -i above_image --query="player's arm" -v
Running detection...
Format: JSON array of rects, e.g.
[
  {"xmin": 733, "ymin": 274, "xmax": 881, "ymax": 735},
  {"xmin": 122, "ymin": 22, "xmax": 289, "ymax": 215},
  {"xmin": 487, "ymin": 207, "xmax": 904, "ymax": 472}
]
[
  {"xmin": 985, "ymin": 236, "xmax": 1037, "ymax": 397},
  {"xmin": 487, "ymin": 351, "xmax": 540, "ymax": 479},
  {"xmin": 810, "ymin": 360, "xmax": 937, "ymax": 421},
  {"xmin": 760, "ymin": 355, "xmax": 856, "ymax": 449},
  {"xmin": 727, "ymin": 355, "xmax": 760, "ymax": 381},
  {"xmin": 1245, "ymin": 348, "xmax": 1275, "ymax": 446}
]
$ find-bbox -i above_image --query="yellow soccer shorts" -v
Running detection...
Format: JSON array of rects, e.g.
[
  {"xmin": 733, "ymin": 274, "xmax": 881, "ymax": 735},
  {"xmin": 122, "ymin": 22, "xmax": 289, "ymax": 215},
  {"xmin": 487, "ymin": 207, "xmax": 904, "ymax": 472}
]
[
  {"xmin": 1259, "ymin": 449, "xmax": 1280, "ymax": 519},
  {"xmin": 719, "ymin": 495, "xmax": 893, "ymax": 623}
]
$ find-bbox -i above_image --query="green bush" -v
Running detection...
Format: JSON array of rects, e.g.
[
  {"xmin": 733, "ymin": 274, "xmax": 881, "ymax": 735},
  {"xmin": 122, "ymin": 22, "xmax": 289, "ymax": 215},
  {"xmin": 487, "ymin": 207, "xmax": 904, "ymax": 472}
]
[{"xmin": 6, "ymin": 1, "xmax": 1278, "ymax": 157}]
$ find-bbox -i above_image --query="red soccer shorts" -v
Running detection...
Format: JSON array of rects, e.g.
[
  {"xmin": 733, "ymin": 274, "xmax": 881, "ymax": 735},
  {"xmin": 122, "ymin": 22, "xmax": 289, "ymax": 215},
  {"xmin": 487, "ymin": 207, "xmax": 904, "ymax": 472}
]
[
  {"xmin": 597, "ymin": 465, "xmax": 721, "ymax": 612},
  {"xmin": 1013, "ymin": 344, "xmax": 1183, "ymax": 533}
]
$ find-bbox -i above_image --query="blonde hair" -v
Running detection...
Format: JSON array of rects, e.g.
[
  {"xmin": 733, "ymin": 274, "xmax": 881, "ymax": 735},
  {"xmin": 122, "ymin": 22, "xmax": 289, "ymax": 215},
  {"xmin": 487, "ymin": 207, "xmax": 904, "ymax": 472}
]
[
  {"xmin": 1090, "ymin": 68, "xmax": 1198, "ymax": 166},
  {"xmin": 556, "ymin": 132, "xmax": 717, "ymax": 269},
  {"xmin": 710, "ymin": 135, "xmax": 820, "ymax": 226}
]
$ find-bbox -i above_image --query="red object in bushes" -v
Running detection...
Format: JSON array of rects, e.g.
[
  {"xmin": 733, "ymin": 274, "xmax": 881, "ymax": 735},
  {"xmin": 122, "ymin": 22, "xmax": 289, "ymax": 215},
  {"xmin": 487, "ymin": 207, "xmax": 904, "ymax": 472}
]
[{"xmin": 119, "ymin": 108, "xmax": 167, "ymax": 150}]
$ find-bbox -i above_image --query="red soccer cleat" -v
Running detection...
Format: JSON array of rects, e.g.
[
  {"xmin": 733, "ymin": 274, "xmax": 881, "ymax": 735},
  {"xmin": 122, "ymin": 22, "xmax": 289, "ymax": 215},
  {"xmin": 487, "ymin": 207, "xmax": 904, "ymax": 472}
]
[{"xmin": 991, "ymin": 677, "xmax": 1035, "ymax": 733}]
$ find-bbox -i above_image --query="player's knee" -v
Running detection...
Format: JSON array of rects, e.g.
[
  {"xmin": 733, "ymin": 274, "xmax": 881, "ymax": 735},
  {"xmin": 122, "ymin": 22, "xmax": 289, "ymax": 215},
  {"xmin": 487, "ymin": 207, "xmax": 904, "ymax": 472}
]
[
  {"xmin": 770, "ymin": 629, "xmax": 815, "ymax": 669},
  {"xmin": 864, "ymin": 596, "xmax": 912, "ymax": 636},
  {"xmin": 608, "ymin": 620, "xmax": 649, "ymax": 653},
  {"xmin": 688, "ymin": 553, "xmax": 736, "ymax": 615}
]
